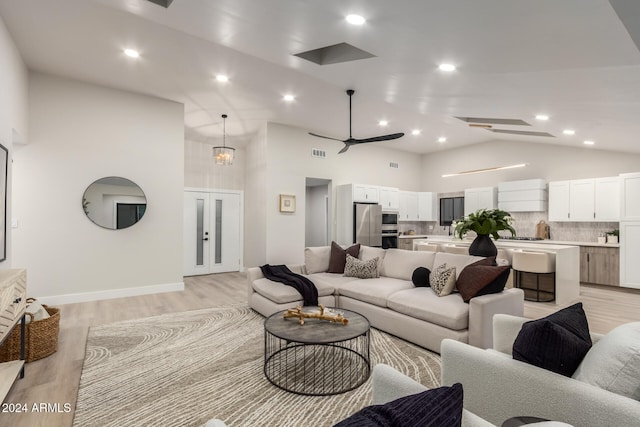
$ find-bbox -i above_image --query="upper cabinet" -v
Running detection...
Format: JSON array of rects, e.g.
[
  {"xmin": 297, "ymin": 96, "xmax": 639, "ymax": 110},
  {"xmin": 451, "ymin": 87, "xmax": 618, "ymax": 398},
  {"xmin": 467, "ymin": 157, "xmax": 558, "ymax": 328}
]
[
  {"xmin": 464, "ymin": 187, "xmax": 497, "ymax": 216},
  {"xmin": 548, "ymin": 176, "xmax": 620, "ymax": 222},
  {"xmin": 620, "ymin": 172, "xmax": 640, "ymax": 221},
  {"xmin": 352, "ymin": 184, "xmax": 379, "ymax": 203},
  {"xmin": 379, "ymin": 187, "xmax": 400, "ymax": 211},
  {"xmin": 548, "ymin": 181, "xmax": 571, "ymax": 221},
  {"xmin": 399, "ymin": 191, "xmax": 436, "ymax": 221},
  {"xmin": 498, "ymin": 179, "xmax": 547, "ymax": 212},
  {"xmin": 418, "ymin": 192, "xmax": 437, "ymax": 221}
]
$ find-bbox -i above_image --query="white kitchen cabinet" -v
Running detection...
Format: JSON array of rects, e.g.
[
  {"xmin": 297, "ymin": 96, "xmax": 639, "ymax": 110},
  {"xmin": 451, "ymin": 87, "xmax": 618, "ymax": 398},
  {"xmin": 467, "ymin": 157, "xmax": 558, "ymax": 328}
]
[
  {"xmin": 398, "ymin": 191, "xmax": 435, "ymax": 221},
  {"xmin": 417, "ymin": 192, "xmax": 437, "ymax": 221},
  {"xmin": 464, "ymin": 187, "xmax": 497, "ymax": 216},
  {"xmin": 548, "ymin": 181, "xmax": 571, "ymax": 221},
  {"xmin": 379, "ymin": 187, "xmax": 399, "ymax": 210},
  {"xmin": 620, "ymin": 222, "xmax": 640, "ymax": 289},
  {"xmin": 620, "ymin": 172, "xmax": 640, "ymax": 221},
  {"xmin": 594, "ymin": 177, "xmax": 620, "ymax": 221},
  {"xmin": 352, "ymin": 184, "xmax": 379, "ymax": 203},
  {"xmin": 549, "ymin": 177, "xmax": 620, "ymax": 222},
  {"xmin": 569, "ymin": 179, "xmax": 596, "ymax": 221},
  {"xmin": 399, "ymin": 191, "xmax": 419, "ymax": 221}
]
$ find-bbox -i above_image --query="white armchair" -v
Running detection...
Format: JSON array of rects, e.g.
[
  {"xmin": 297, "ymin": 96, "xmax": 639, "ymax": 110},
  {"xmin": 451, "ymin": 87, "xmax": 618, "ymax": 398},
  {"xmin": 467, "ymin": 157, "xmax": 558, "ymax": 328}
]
[{"xmin": 441, "ymin": 314, "xmax": 640, "ymax": 426}]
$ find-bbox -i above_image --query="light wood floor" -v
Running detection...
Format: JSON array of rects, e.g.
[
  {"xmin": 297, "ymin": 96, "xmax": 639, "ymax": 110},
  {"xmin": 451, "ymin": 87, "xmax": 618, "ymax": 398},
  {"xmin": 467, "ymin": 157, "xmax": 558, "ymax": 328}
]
[{"xmin": 2, "ymin": 273, "xmax": 640, "ymax": 427}]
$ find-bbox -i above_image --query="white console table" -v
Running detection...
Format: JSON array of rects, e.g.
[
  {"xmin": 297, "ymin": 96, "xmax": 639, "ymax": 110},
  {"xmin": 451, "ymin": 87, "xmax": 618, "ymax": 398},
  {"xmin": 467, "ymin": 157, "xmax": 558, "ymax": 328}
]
[{"xmin": 0, "ymin": 269, "xmax": 27, "ymax": 402}]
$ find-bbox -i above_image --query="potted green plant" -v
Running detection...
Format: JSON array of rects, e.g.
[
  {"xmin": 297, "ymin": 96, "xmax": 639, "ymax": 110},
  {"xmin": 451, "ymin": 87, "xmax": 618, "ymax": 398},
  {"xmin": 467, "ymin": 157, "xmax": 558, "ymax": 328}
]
[
  {"xmin": 453, "ymin": 209, "xmax": 516, "ymax": 256},
  {"xmin": 606, "ymin": 229, "xmax": 619, "ymax": 244}
]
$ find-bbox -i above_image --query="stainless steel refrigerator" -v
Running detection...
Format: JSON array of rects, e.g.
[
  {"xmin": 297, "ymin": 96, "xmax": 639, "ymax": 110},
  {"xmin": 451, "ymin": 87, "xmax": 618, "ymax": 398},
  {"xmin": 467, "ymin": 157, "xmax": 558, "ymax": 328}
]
[{"xmin": 354, "ymin": 203, "xmax": 382, "ymax": 247}]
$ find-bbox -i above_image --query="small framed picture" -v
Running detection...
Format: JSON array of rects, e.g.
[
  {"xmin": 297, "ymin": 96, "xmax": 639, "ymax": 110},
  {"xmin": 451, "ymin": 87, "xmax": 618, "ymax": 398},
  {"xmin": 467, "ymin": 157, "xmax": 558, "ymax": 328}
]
[{"xmin": 279, "ymin": 194, "xmax": 296, "ymax": 213}]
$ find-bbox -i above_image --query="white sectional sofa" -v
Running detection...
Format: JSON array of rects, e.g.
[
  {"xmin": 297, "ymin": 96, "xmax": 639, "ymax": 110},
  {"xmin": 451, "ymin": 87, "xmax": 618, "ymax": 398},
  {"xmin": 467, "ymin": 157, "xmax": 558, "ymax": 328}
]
[{"xmin": 247, "ymin": 246, "xmax": 525, "ymax": 353}]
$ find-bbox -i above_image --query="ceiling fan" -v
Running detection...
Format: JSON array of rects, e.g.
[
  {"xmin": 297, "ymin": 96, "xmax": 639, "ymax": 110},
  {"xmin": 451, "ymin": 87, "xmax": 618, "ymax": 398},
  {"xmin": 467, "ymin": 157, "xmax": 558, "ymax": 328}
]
[{"xmin": 309, "ymin": 89, "xmax": 404, "ymax": 153}]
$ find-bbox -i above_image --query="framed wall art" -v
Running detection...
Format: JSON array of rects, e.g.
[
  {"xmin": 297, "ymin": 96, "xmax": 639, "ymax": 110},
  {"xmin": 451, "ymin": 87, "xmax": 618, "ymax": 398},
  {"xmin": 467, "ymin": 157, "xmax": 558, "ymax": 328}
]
[{"xmin": 279, "ymin": 194, "xmax": 296, "ymax": 213}]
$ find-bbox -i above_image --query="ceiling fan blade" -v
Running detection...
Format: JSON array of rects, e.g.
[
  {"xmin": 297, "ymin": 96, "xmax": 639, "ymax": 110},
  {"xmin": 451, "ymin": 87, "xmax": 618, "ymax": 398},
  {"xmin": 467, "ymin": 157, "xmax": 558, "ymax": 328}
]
[
  {"xmin": 351, "ymin": 133, "xmax": 405, "ymax": 144},
  {"xmin": 308, "ymin": 132, "xmax": 345, "ymax": 142},
  {"xmin": 338, "ymin": 144, "xmax": 350, "ymax": 154}
]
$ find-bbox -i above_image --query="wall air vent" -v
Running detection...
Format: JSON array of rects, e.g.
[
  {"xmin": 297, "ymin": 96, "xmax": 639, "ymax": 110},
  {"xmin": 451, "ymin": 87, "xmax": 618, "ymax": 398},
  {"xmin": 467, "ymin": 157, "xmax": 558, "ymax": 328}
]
[
  {"xmin": 389, "ymin": 162, "xmax": 399, "ymax": 169},
  {"xmin": 489, "ymin": 129, "xmax": 555, "ymax": 137},
  {"xmin": 145, "ymin": 0, "xmax": 174, "ymax": 8},
  {"xmin": 455, "ymin": 117, "xmax": 531, "ymax": 126},
  {"xmin": 294, "ymin": 42, "xmax": 376, "ymax": 65},
  {"xmin": 311, "ymin": 148, "xmax": 326, "ymax": 158}
]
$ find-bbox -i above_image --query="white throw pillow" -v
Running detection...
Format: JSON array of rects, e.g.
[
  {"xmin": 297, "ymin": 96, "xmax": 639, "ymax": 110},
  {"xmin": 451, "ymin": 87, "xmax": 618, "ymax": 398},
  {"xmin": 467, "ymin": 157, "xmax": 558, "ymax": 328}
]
[
  {"xmin": 304, "ymin": 246, "xmax": 331, "ymax": 274},
  {"xmin": 572, "ymin": 322, "xmax": 640, "ymax": 401}
]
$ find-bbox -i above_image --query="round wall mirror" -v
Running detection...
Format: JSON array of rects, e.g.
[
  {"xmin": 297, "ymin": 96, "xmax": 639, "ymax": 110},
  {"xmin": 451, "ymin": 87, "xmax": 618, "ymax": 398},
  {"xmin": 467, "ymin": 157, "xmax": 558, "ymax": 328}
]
[{"xmin": 82, "ymin": 177, "xmax": 147, "ymax": 230}]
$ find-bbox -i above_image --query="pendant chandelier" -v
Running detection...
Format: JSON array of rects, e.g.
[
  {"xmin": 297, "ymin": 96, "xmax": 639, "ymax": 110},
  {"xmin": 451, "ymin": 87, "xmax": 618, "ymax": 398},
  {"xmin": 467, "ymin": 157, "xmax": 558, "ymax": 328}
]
[{"xmin": 212, "ymin": 114, "xmax": 235, "ymax": 165}]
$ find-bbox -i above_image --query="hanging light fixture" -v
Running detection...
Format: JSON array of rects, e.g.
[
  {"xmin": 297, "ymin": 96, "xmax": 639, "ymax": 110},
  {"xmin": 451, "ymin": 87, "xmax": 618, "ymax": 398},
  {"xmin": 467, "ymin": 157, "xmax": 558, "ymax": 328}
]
[{"xmin": 212, "ymin": 114, "xmax": 235, "ymax": 165}]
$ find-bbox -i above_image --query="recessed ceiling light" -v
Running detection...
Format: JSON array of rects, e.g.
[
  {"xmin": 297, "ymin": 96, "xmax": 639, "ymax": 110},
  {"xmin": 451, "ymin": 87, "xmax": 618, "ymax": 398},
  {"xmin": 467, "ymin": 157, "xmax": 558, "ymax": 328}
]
[
  {"xmin": 215, "ymin": 74, "xmax": 229, "ymax": 83},
  {"xmin": 283, "ymin": 94, "xmax": 295, "ymax": 102},
  {"xmin": 346, "ymin": 14, "xmax": 366, "ymax": 25},
  {"xmin": 438, "ymin": 137, "xmax": 447, "ymax": 143},
  {"xmin": 438, "ymin": 63, "xmax": 456, "ymax": 72},
  {"xmin": 583, "ymin": 140, "xmax": 595, "ymax": 145},
  {"xmin": 411, "ymin": 129, "xmax": 421, "ymax": 136},
  {"xmin": 124, "ymin": 48, "xmax": 139, "ymax": 58},
  {"xmin": 378, "ymin": 120, "xmax": 388, "ymax": 126},
  {"xmin": 563, "ymin": 129, "xmax": 576, "ymax": 135},
  {"xmin": 535, "ymin": 114, "xmax": 549, "ymax": 121}
]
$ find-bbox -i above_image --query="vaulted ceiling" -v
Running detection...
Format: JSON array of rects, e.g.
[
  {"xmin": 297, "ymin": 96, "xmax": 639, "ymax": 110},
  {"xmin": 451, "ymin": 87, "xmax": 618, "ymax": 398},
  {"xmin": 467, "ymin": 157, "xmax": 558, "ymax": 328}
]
[{"xmin": 2, "ymin": 0, "xmax": 640, "ymax": 154}]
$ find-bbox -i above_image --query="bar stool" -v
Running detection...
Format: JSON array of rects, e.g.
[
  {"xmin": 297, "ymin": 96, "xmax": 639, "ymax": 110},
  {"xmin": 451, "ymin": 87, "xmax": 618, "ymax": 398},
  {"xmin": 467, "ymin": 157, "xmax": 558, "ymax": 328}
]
[
  {"xmin": 415, "ymin": 243, "xmax": 439, "ymax": 252},
  {"xmin": 512, "ymin": 251, "xmax": 556, "ymax": 302}
]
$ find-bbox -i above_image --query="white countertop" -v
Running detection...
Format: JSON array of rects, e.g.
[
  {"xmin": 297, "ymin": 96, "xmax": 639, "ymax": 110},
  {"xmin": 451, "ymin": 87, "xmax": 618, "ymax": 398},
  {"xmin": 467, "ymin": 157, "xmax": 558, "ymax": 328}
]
[
  {"xmin": 410, "ymin": 235, "xmax": 619, "ymax": 248},
  {"xmin": 398, "ymin": 234, "xmax": 429, "ymax": 239}
]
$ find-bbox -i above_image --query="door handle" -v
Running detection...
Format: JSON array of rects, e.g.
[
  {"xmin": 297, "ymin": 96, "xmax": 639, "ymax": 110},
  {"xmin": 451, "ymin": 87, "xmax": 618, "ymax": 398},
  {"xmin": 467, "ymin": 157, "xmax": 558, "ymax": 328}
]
[{"xmin": 203, "ymin": 237, "xmax": 209, "ymax": 241}]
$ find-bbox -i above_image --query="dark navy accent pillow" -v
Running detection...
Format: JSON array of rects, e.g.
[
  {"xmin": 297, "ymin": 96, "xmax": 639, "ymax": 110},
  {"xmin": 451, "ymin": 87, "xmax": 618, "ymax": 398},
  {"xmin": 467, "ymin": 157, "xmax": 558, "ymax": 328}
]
[
  {"xmin": 412, "ymin": 267, "xmax": 431, "ymax": 287},
  {"xmin": 513, "ymin": 302, "xmax": 592, "ymax": 377},
  {"xmin": 333, "ymin": 383, "xmax": 463, "ymax": 427}
]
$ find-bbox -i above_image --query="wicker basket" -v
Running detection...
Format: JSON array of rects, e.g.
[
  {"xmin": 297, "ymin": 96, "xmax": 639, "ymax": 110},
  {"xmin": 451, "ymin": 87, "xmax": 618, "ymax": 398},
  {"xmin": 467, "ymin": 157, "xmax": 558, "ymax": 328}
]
[{"xmin": 0, "ymin": 302, "xmax": 60, "ymax": 363}]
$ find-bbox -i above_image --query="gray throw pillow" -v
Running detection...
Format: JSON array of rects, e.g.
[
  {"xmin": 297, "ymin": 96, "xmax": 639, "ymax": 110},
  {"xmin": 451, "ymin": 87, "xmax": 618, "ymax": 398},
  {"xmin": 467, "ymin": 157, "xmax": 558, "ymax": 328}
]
[
  {"xmin": 572, "ymin": 322, "xmax": 640, "ymax": 400},
  {"xmin": 344, "ymin": 254, "xmax": 379, "ymax": 279}
]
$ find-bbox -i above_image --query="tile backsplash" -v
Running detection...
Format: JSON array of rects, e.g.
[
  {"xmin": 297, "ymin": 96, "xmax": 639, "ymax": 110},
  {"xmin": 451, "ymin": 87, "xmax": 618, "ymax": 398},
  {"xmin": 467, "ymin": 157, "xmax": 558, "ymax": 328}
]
[{"xmin": 398, "ymin": 200, "xmax": 619, "ymax": 243}]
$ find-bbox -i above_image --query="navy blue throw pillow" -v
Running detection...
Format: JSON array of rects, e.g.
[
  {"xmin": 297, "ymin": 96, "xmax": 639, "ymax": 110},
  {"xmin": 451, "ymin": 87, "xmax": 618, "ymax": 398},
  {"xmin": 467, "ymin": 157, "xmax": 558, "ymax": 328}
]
[
  {"xmin": 412, "ymin": 267, "xmax": 431, "ymax": 287},
  {"xmin": 333, "ymin": 383, "xmax": 463, "ymax": 427},
  {"xmin": 513, "ymin": 302, "xmax": 592, "ymax": 377}
]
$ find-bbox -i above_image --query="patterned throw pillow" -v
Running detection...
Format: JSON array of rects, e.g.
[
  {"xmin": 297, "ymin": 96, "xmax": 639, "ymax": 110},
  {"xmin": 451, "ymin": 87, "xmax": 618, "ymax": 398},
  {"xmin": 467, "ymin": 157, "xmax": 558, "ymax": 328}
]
[
  {"xmin": 344, "ymin": 254, "xmax": 379, "ymax": 279},
  {"xmin": 430, "ymin": 263, "xmax": 457, "ymax": 296}
]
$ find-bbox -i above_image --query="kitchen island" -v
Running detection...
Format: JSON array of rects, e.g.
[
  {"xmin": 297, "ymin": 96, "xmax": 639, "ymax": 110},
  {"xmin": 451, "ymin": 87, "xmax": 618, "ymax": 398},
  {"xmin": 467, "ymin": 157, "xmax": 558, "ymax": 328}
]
[{"xmin": 413, "ymin": 236, "xmax": 580, "ymax": 306}]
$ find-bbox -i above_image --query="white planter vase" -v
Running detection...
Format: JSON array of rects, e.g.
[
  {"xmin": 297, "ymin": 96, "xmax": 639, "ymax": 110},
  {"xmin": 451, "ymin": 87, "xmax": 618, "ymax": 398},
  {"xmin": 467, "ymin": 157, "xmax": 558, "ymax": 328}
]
[{"xmin": 607, "ymin": 235, "xmax": 618, "ymax": 244}]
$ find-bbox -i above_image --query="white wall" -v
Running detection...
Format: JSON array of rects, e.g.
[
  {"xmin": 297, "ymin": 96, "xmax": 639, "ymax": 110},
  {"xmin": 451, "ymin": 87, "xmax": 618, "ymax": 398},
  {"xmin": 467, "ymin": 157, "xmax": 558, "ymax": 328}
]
[
  {"xmin": 253, "ymin": 122, "xmax": 424, "ymax": 266},
  {"xmin": 12, "ymin": 73, "xmax": 184, "ymax": 303},
  {"xmin": 244, "ymin": 124, "xmax": 268, "ymax": 268},
  {"xmin": 421, "ymin": 140, "xmax": 640, "ymax": 193},
  {"xmin": 0, "ymin": 15, "xmax": 28, "ymax": 267},
  {"xmin": 184, "ymin": 139, "xmax": 245, "ymax": 190}
]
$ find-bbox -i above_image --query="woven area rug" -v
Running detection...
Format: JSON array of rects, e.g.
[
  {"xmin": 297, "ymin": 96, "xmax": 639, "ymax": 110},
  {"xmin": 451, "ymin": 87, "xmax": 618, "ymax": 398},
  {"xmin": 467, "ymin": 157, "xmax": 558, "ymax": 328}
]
[{"xmin": 73, "ymin": 306, "xmax": 441, "ymax": 427}]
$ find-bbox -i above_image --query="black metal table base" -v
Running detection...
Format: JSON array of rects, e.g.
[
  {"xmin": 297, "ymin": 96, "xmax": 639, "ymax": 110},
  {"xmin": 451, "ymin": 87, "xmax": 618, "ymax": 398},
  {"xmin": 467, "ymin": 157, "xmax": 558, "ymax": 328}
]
[{"xmin": 263, "ymin": 309, "xmax": 370, "ymax": 396}]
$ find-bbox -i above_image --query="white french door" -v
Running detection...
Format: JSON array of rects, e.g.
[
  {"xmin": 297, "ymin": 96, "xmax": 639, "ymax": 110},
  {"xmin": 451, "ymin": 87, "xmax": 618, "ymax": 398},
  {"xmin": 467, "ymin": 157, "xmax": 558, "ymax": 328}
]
[{"xmin": 184, "ymin": 190, "xmax": 242, "ymax": 276}]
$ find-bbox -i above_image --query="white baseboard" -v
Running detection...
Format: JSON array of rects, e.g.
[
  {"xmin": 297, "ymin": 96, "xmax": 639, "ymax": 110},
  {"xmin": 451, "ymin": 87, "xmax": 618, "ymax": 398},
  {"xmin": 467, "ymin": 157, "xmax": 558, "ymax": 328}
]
[{"xmin": 37, "ymin": 282, "xmax": 185, "ymax": 306}]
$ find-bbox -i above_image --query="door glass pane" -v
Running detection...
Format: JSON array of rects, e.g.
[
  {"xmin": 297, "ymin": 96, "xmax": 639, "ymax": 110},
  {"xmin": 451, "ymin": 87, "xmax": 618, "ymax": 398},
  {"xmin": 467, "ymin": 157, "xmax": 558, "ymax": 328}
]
[
  {"xmin": 215, "ymin": 199, "xmax": 222, "ymax": 264},
  {"xmin": 196, "ymin": 199, "xmax": 204, "ymax": 266}
]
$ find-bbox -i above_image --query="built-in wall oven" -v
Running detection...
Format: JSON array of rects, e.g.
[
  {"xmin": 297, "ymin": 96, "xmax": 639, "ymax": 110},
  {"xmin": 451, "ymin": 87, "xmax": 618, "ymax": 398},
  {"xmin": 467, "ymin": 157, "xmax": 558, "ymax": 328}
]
[{"xmin": 381, "ymin": 211, "xmax": 399, "ymax": 249}]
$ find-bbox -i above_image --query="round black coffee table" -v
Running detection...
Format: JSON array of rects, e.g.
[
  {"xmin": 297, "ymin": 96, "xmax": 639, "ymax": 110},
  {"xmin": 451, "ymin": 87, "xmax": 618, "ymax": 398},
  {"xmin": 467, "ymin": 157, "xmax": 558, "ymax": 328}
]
[{"xmin": 264, "ymin": 307, "xmax": 370, "ymax": 396}]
